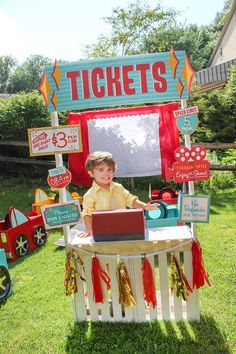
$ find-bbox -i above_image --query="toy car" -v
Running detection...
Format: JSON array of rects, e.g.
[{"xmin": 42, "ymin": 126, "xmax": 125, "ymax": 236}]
[
  {"xmin": 0, "ymin": 248, "xmax": 11, "ymax": 301},
  {"xmin": 148, "ymin": 185, "xmax": 179, "ymax": 205},
  {"xmin": 0, "ymin": 206, "xmax": 47, "ymax": 262},
  {"xmin": 32, "ymin": 188, "xmax": 83, "ymax": 214}
]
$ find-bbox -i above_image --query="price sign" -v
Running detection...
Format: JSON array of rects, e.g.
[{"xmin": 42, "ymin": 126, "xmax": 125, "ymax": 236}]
[
  {"xmin": 173, "ymin": 106, "xmax": 199, "ymax": 135},
  {"xmin": 47, "ymin": 166, "xmax": 72, "ymax": 189},
  {"xmin": 28, "ymin": 124, "xmax": 82, "ymax": 156}
]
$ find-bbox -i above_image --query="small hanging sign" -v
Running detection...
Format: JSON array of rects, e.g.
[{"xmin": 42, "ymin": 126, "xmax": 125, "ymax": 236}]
[
  {"xmin": 41, "ymin": 201, "xmax": 81, "ymax": 229},
  {"xmin": 173, "ymin": 106, "xmax": 199, "ymax": 135},
  {"xmin": 47, "ymin": 166, "xmax": 71, "ymax": 189},
  {"xmin": 178, "ymin": 194, "xmax": 211, "ymax": 223}
]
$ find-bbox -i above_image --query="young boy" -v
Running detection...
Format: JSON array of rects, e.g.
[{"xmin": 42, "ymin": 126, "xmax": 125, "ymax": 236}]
[{"xmin": 80, "ymin": 151, "xmax": 159, "ymax": 237}]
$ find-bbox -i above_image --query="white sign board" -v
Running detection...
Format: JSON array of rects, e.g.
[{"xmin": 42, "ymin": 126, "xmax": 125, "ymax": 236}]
[
  {"xmin": 179, "ymin": 194, "xmax": 211, "ymax": 223},
  {"xmin": 28, "ymin": 124, "xmax": 82, "ymax": 156}
]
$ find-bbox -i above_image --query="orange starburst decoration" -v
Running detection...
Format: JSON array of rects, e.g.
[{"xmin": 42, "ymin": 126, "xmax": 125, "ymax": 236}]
[
  {"xmin": 168, "ymin": 47, "xmax": 179, "ymax": 79},
  {"xmin": 51, "ymin": 91, "xmax": 58, "ymax": 110},
  {"xmin": 176, "ymin": 79, "xmax": 184, "ymax": 98},
  {"xmin": 39, "ymin": 70, "xmax": 51, "ymax": 108},
  {"xmin": 51, "ymin": 60, "xmax": 62, "ymax": 91},
  {"xmin": 181, "ymin": 54, "xmax": 195, "ymax": 93}
]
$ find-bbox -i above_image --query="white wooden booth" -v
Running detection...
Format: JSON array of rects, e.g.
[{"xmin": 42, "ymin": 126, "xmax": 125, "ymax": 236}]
[{"xmin": 67, "ymin": 224, "xmax": 200, "ymax": 322}]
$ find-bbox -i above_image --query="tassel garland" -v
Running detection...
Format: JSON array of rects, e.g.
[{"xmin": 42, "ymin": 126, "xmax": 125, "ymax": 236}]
[
  {"xmin": 117, "ymin": 260, "xmax": 136, "ymax": 308},
  {"xmin": 64, "ymin": 250, "xmax": 85, "ymax": 296},
  {"xmin": 192, "ymin": 240, "xmax": 211, "ymax": 289},
  {"xmin": 171, "ymin": 253, "xmax": 193, "ymax": 301},
  {"xmin": 91, "ymin": 256, "xmax": 111, "ymax": 303},
  {"xmin": 141, "ymin": 257, "xmax": 157, "ymax": 309}
]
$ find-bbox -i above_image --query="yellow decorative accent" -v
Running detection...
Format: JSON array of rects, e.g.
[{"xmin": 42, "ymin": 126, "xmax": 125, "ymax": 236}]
[
  {"xmin": 39, "ymin": 71, "xmax": 51, "ymax": 107},
  {"xmin": 176, "ymin": 79, "xmax": 184, "ymax": 98},
  {"xmin": 181, "ymin": 54, "xmax": 195, "ymax": 93},
  {"xmin": 168, "ymin": 47, "xmax": 179, "ymax": 79},
  {"xmin": 51, "ymin": 91, "xmax": 58, "ymax": 110},
  {"xmin": 51, "ymin": 60, "xmax": 62, "ymax": 91}
]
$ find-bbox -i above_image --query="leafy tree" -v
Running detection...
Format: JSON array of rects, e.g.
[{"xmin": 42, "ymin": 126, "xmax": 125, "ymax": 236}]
[
  {"xmin": 189, "ymin": 66, "xmax": 236, "ymax": 143},
  {"xmin": 0, "ymin": 91, "xmax": 50, "ymax": 140},
  {"xmin": 0, "ymin": 55, "xmax": 17, "ymax": 93},
  {"xmin": 142, "ymin": 24, "xmax": 214, "ymax": 71},
  {"xmin": 84, "ymin": 0, "xmax": 177, "ymax": 58},
  {"xmin": 7, "ymin": 55, "xmax": 52, "ymax": 93}
]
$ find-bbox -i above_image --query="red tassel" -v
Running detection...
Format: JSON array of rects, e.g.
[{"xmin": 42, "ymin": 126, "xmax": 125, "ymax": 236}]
[
  {"xmin": 91, "ymin": 256, "xmax": 111, "ymax": 303},
  {"xmin": 141, "ymin": 257, "xmax": 157, "ymax": 309},
  {"xmin": 192, "ymin": 240, "xmax": 211, "ymax": 289}
]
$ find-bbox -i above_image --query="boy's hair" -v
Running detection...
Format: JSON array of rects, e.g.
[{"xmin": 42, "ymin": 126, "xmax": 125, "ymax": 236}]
[{"xmin": 85, "ymin": 151, "xmax": 117, "ymax": 172}]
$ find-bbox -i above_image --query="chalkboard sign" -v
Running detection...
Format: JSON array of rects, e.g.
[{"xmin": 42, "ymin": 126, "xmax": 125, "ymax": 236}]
[{"xmin": 41, "ymin": 201, "xmax": 81, "ymax": 229}]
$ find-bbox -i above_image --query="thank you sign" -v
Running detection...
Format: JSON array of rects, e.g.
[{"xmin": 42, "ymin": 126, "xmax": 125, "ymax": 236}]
[
  {"xmin": 179, "ymin": 194, "xmax": 211, "ymax": 223},
  {"xmin": 41, "ymin": 201, "xmax": 81, "ymax": 229}
]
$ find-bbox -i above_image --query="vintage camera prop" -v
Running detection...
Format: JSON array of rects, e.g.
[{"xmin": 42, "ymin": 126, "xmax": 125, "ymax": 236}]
[{"xmin": 145, "ymin": 201, "xmax": 179, "ymax": 228}]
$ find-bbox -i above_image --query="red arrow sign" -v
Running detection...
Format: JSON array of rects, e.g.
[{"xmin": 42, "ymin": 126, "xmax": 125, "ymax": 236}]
[{"xmin": 47, "ymin": 169, "xmax": 72, "ymax": 189}]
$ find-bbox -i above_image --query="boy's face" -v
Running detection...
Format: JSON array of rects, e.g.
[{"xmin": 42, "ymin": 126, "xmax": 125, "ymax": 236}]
[{"xmin": 88, "ymin": 162, "xmax": 114, "ymax": 188}]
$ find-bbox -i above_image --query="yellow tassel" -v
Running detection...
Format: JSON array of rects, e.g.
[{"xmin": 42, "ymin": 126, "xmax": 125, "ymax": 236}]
[
  {"xmin": 116, "ymin": 259, "xmax": 136, "ymax": 308},
  {"xmin": 64, "ymin": 250, "xmax": 85, "ymax": 296},
  {"xmin": 170, "ymin": 253, "xmax": 192, "ymax": 301}
]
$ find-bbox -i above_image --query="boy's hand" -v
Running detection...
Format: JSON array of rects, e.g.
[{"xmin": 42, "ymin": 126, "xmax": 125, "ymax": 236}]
[
  {"xmin": 144, "ymin": 203, "xmax": 159, "ymax": 211},
  {"xmin": 77, "ymin": 230, "xmax": 92, "ymax": 238}
]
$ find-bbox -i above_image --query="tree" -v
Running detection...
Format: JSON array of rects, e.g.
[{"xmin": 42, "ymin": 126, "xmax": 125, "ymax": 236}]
[
  {"xmin": 189, "ymin": 66, "xmax": 236, "ymax": 143},
  {"xmin": 7, "ymin": 55, "xmax": 52, "ymax": 93},
  {"xmin": 142, "ymin": 24, "xmax": 215, "ymax": 71},
  {"xmin": 0, "ymin": 55, "xmax": 17, "ymax": 93},
  {"xmin": 84, "ymin": 0, "xmax": 177, "ymax": 58},
  {"xmin": 0, "ymin": 91, "xmax": 50, "ymax": 140}
]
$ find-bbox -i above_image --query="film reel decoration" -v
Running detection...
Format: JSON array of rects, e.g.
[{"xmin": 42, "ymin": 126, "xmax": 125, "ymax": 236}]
[
  {"xmin": 165, "ymin": 144, "xmax": 210, "ymax": 182},
  {"xmin": 174, "ymin": 145, "xmax": 206, "ymax": 162}
]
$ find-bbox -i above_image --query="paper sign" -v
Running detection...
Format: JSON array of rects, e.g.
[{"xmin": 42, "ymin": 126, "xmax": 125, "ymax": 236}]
[
  {"xmin": 174, "ymin": 106, "xmax": 199, "ymax": 135},
  {"xmin": 178, "ymin": 194, "xmax": 211, "ymax": 223},
  {"xmin": 47, "ymin": 167, "xmax": 71, "ymax": 189},
  {"xmin": 41, "ymin": 201, "xmax": 81, "ymax": 229},
  {"xmin": 165, "ymin": 145, "xmax": 210, "ymax": 182},
  {"xmin": 28, "ymin": 124, "xmax": 82, "ymax": 156}
]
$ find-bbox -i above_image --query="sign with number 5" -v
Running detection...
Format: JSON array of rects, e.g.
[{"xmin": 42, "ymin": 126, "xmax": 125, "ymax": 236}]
[
  {"xmin": 28, "ymin": 124, "xmax": 82, "ymax": 156},
  {"xmin": 173, "ymin": 106, "xmax": 199, "ymax": 135}
]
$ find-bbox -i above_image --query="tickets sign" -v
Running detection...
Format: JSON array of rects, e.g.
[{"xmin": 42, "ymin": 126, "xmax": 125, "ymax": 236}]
[
  {"xmin": 173, "ymin": 106, "xmax": 199, "ymax": 135},
  {"xmin": 28, "ymin": 124, "xmax": 82, "ymax": 156},
  {"xmin": 39, "ymin": 50, "xmax": 195, "ymax": 112},
  {"xmin": 178, "ymin": 194, "xmax": 211, "ymax": 223},
  {"xmin": 47, "ymin": 166, "xmax": 71, "ymax": 189},
  {"xmin": 41, "ymin": 201, "xmax": 81, "ymax": 229}
]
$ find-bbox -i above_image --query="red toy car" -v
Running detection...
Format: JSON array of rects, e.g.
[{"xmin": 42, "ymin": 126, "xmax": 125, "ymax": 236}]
[
  {"xmin": 0, "ymin": 207, "xmax": 47, "ymax": 262},
  {"xmin": 148, "ymin": 185, "xmax": 179, "ymax": 205}
]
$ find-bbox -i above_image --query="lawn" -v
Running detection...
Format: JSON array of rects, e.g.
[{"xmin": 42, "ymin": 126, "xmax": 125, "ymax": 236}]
[{"xmin": 0, "ymin": 177, "xmax": 235, "ymax": 353}]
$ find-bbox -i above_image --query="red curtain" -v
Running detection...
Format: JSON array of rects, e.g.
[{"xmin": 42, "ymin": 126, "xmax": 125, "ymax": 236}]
[{"xmin": 68, "ymin": 102, "xmax": 179, "ymax": 186}]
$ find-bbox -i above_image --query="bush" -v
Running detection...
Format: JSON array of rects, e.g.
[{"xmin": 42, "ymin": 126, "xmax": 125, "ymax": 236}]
[{"xmin": 0, "ymin": 91, "xmax": 50, "ymax": 140}]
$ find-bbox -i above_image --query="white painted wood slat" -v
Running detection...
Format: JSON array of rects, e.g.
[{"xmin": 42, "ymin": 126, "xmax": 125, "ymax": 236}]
[{"xmin": 158, "ymin": 252, "xmax": 171, "ymax": 320}]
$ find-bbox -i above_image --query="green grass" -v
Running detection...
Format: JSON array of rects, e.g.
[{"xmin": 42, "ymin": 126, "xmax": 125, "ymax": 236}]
[{"xmin": 0, "ymin": 177, "xmax": 235, "ymax": 353}]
